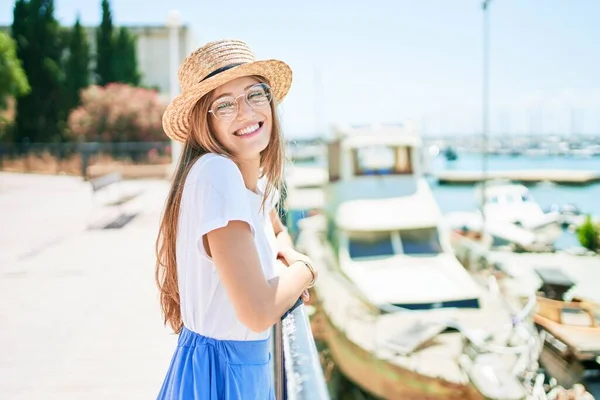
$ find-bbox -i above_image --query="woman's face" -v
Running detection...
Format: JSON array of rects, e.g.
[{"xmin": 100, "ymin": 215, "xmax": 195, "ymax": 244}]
[{"xmin": 208, "ymin": 76, "xmax": 273, "ymax": 162}]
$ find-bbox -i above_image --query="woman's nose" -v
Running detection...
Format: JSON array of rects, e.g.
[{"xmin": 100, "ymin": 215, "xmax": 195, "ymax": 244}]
[{"xmin": 236, "ymin": 98, "xmax": 255, "ymax": 120}]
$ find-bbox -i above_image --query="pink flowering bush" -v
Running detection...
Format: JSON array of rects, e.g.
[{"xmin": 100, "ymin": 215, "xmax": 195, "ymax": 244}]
[{"xmin": 67, "ymin": 83, "xmax": 167, "ymax": 142}]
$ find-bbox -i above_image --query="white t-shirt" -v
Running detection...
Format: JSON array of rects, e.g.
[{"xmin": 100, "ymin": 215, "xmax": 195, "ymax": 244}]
[{"xmin": 176, "ymin": 153, "xmax": 279, "ymax": 341}]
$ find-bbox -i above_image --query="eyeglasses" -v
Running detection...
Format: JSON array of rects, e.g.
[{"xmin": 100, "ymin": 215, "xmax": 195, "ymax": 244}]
[{"xmin": 208, "ymin": 83, "xmax": 272, "ymax": 121}]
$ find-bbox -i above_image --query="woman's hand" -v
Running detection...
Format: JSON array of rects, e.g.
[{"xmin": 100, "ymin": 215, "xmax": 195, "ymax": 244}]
[
  {"xmin": 277, "ymin": 247, "xmax": 312, "ymax": 265},
  {"xmin": 277, "ymin": 248, "xmax": 317, "ymax": 302}
]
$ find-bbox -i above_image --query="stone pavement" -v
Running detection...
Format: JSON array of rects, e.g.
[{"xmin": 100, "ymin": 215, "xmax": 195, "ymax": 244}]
[{"xmin": 0, "ymin": 172, "xmax": 178, "ymax": 399}]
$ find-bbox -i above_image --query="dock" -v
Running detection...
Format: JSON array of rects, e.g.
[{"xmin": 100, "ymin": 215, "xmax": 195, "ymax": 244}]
[
  {"xmin": 0, "ymin": 172, "xmax": 330, "ymax": 399},
  {"xmin": 0, "ymin": 172, "xmax": 177, "ymax": 399},
  {"xmin": 435, "ymin": 170, "xmax": 600, "ymax": 186}
]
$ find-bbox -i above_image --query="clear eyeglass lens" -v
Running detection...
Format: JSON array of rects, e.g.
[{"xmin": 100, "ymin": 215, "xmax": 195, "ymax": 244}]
[
  {"xmin": 213, "ymin": 100, "xmax": 237, "ymax": 120},
  {"xmin": 246, "ymin": 84, "xmax": 272, "ymax": 108},
  {"xmin": 211, "ymin": 83, "xmax": 273, "ymax": 121}
]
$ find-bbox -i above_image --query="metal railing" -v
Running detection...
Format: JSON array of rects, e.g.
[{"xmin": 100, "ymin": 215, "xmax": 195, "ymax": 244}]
[
  {"xmin": 273, "ymin": 299, "xmax": 330, "ymax": 400},
  {"xmin": 0, "ymin": 141, "xmax": 171, "ymax": 178}
]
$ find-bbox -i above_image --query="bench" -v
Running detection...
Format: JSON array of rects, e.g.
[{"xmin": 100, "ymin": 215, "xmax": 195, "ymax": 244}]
[{"xmin": 88, "ymin": 172, "xmax": 141, "ymax": 229}]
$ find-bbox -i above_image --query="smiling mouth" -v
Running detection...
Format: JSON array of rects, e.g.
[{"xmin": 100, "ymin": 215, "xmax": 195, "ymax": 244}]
[{"xmin": 234, "ymin": 122, "xmax": 264, "ymax": 136}]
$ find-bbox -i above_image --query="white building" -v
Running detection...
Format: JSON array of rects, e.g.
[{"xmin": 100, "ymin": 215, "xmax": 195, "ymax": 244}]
[
  {"xmin": 1, "ymin": 23, "xmax": 198, "ymax": 101},
  {"xmin": 84, "ymin": 24, "xmax": 198, "ymax": 101}
]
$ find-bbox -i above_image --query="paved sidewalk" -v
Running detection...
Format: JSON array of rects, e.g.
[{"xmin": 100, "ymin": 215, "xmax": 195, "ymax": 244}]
[{"xmin": 0, "ymin": 173, "xmax": 178, "ymax": 399}]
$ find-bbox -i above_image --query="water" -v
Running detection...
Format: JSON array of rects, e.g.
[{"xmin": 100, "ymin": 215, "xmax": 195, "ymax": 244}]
[
  {"xmin": 429, "ymin": 153, "xmax": 600, "ymax": 172},
  {"xmin": 427, "ymin": 154, "xmax": 600, "ymax": 249}
]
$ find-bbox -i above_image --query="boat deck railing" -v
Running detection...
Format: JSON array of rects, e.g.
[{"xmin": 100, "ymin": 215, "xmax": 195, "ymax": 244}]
[{"xmin": 272, "ymin": 299, "xmax": 330, "ymax": 400}]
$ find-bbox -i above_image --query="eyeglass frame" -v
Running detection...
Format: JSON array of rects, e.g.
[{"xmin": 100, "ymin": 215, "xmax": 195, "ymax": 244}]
[{"xmin": 207, "ymin": 83, "xmax": 273, "ymax": 121}]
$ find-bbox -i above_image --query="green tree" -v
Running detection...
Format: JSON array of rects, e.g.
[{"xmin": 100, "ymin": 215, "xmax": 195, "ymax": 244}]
[
  {"xmin": 113, "ymin": 27, "xmax": 141, "ymax": 86},
  {"xmin": 95, "ymin": 0, "xmax": 114, "ymax": 85},
  {"xmin": 577, "ymin": 215, "xmax": 600, "ymax": 252},
  {"xmin": 11, "ymin": 0, "xmax": 66, "ymax": 143},
  {"xmin": 0, "ymin": 32, "xmax": 30, "ymax": 141},
  {"xmin": 0, "ymin": 31, "xmax": 30, "ymax": 110},
  {"xmin": 64, "ymin": 15, "xmax": 90, "ymax": 111}
]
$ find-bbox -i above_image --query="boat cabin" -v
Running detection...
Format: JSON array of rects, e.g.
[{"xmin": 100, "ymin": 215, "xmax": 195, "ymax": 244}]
[
  {"xmin": 327, "ymin": 124, "xmax": 421, "ymax": 181},
  {"xmin": 325, "ymin": 124, "xmax": 424, "ymax": 217},
  {"xmin": 535, "ymin": 267, "xmax": 576, "ymax": 301},
  {"xmin": 477, "ymin": 181, "xmax": 536, "ymax": 207}
]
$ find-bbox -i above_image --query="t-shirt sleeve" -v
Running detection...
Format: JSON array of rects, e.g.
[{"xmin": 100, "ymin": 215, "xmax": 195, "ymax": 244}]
[{"xmin": 191, "ymin": 156, "xmax": 255, "ymax": 238}]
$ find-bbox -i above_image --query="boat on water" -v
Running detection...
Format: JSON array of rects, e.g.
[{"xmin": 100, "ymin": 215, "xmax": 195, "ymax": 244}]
[
  {"xmin": 443, "ymin": 146, "xmax": 459, "ymax": 161},
  {"xmin": 476, "ymin": 180, "xmax": 562, "ymax": 246},
  {"xmin": 442, "ymin": 180, "xmax": 563, "ymax": 253},
  {"xmin": 293, "ymin": 124, "xmax": 545, "ymax": 400}
]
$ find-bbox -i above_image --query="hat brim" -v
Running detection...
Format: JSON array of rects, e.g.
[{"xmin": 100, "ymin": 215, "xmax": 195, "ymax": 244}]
[{"xmin": 162, "ymin": 59, "xmax": 292, "ymax": 143}]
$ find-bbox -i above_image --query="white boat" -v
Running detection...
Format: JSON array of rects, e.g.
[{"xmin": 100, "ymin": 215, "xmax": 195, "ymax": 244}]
[
  {"xmin": 475, "ymin": 180, "xmax": 562, "ymax": 247},
  {"xmin": 443, "ymin": 210, "xmax": 557, "ymax": 253},
  {"xmin": 296, "ymin": 124, "xmax": 545, "ymax": 400}
]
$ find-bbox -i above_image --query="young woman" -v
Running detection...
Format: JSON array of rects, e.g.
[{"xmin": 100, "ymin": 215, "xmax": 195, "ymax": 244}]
[{"xmin": 155, "ymin": 39, "xmax": 318, "ymax": 399}]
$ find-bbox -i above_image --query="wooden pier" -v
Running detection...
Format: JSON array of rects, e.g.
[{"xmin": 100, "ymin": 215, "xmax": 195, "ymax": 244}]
[{"xmin": 435, "ymin": 170, "xmax": 600, "ymax": 186}]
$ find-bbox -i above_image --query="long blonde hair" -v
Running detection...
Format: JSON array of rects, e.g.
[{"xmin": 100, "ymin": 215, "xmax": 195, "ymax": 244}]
[{"xmin": 155, "ymin": 76, "xmax": 285, "ymax": 333}]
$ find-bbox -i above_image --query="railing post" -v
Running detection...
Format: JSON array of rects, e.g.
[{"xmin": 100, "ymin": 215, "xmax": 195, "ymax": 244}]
[
  {"xmin": 274, "ymin": 320, "xmax": 286, "ymax": 400},
  {"xmin": 78, "ymin": 142, "xmax": 90, "ymax": 180}
]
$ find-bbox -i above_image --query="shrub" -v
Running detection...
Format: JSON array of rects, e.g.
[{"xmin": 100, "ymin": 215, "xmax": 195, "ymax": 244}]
[
  {"xmin": 577, "ymin": 215, "xmax": 600, "ymax": 252},
  {"xmin": 67, "ymin": 83, "xmax": 167, "ymax": 142}
]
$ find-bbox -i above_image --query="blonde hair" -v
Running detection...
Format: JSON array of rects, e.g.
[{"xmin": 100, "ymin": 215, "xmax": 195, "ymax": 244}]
[{"xmin": 155, "ymin": 76, "xmax": 285, "ymax": 333}]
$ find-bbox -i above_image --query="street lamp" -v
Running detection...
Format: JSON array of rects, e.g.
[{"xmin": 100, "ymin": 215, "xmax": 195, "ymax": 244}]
[
  {"xmin": 166, "ymin": 10, "xmax": 182, "ymax": 175},
  {"xmin": 481, "ymin": 0, "xmax": 492, "ymax": 228}
]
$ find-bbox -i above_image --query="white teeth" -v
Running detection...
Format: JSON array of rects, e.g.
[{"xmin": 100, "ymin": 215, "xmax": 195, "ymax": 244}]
[{"xmin": 235, "ymin": 123, "xmax": 260, "ymax": 136}]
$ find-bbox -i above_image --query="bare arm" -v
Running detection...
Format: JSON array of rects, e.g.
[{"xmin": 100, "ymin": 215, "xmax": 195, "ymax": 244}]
[
  {"xmin": 206, "ymin": 220, "xmax": 313, "ymax": 333},
  {"xmin": 270, "ymin": 209, "xmax": 311, "ymax": 302}
]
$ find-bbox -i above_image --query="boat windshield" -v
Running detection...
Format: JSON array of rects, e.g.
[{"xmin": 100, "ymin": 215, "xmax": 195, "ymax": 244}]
[
  {"xmin": 399, "ymin": 227, "xmax": 442, "ymax": 255},
  {"xmin": 489, "ymin": 191, "xmax": 534, "ymax": 205},
  {"xmin": 347, "ymin": 227, "xmax": 442, "ymax": 259},
  {"xmin": 348, "ymin": 231, "xmax": 394, "ymax": 259}
]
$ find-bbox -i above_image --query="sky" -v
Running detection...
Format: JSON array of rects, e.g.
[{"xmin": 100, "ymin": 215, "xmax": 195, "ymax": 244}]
[{"xmin": 1, "ymin": 0, "xmax": 599, "ymax": 138}]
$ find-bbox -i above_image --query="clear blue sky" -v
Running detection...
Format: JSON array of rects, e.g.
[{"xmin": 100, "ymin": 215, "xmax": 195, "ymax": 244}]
[{"xmin": 2, "ymin": 0, "xmax": 599, "ymax": 137}]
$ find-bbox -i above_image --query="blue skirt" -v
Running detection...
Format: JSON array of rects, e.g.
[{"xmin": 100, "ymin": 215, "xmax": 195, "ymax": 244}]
[{"xmin": 157, "ymin": 327, "xmax": 275, "ymax": 399}]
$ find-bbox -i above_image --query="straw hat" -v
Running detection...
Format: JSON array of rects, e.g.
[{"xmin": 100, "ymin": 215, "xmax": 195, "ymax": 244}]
[{"xmin": 162, "ymin": 39, "xmax": 293, "ymax": 143}]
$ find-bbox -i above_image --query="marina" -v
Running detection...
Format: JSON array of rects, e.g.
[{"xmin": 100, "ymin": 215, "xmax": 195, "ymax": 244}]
[
  {"xmin": 283, "ymin": 124, "xmax": 600, "ymax": 399},
  {"xmin": 2, "ymin": 0, "xmax": 599, "ymax": 397}
]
